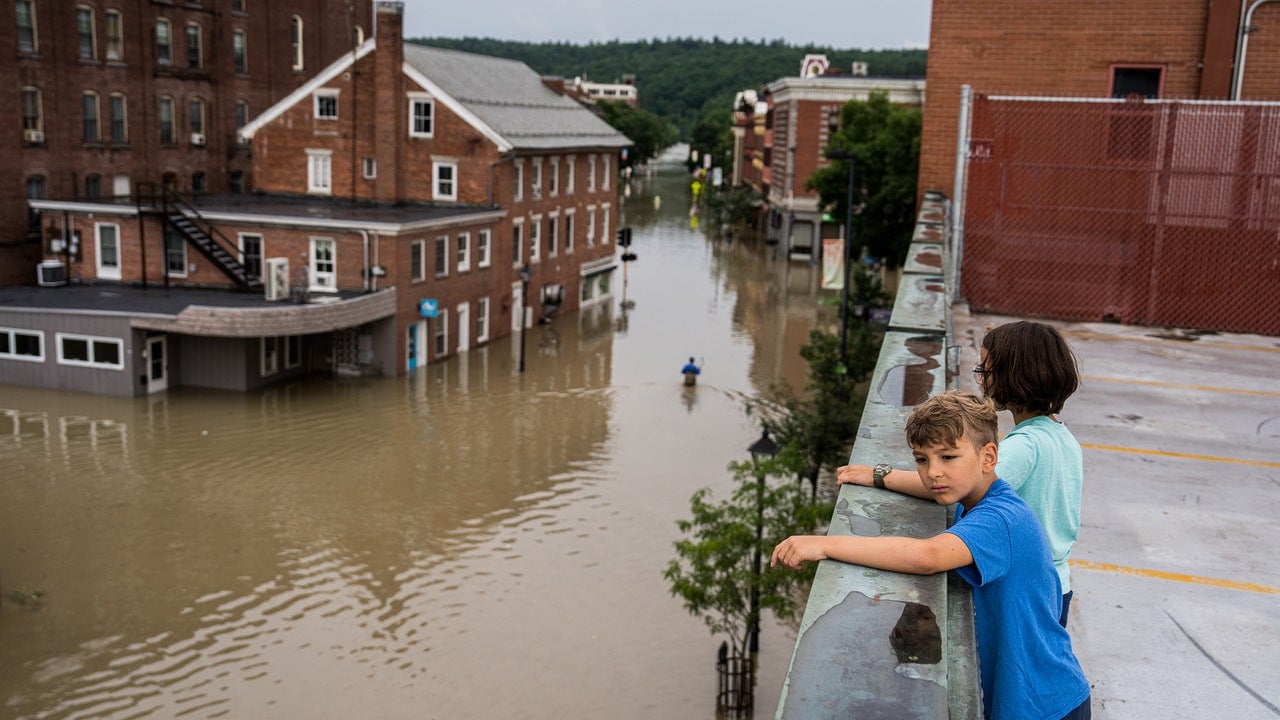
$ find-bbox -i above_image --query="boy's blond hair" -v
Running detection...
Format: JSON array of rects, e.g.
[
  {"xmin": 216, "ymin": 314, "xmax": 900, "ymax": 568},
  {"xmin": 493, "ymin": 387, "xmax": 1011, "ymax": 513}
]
[{"xmin": 905, "ymin": 390, "xmax": 999, "ymax": 450}]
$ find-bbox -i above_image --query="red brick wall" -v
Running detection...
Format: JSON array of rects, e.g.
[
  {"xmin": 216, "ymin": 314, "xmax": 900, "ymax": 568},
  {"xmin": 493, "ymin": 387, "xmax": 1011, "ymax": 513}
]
[{"xmin": 919, "ymin": 0, "xmax": 1235, "ymax": 199}]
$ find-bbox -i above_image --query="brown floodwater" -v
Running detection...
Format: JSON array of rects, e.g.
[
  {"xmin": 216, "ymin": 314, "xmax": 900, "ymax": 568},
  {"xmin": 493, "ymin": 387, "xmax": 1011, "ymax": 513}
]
[{"xmin": 0, "ymin": 157, "xmax": 835, "ymax": 719}]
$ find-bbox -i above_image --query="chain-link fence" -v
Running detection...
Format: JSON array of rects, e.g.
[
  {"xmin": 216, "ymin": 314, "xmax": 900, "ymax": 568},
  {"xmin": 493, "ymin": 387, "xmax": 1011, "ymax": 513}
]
[{"xmin": 959, "ymin": 95, "xmax": 1280, "ymax": 336}]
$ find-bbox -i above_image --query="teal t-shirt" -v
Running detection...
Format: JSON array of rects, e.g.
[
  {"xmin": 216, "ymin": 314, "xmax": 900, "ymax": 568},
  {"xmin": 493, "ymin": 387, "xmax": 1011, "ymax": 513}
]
[{"xmin": 996, "ymin": 415, "xmax": 1084, "ymax": 593}]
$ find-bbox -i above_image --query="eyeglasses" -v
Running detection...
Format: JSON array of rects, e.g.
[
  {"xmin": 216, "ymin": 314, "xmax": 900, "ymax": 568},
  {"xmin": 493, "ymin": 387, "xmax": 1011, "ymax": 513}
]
[{"xmin": 972, "ymin": 364, "xmax": 991, "ymax": 379}]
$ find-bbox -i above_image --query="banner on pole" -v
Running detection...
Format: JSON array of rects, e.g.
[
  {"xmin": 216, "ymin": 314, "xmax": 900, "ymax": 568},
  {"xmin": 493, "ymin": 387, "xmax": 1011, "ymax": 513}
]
[{"xmin": 821, "ymin": 239, "xmax": 845, "ymax": 289}]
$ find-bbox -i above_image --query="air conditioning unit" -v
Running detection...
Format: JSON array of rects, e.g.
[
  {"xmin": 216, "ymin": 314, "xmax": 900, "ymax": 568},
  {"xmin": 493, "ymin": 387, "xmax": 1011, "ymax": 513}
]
[
  {"xmin": 37, "ymin": 260, "xmax": 67, "ymax": 287},
  {"xmin": 264, "ymin": 257, "xmax": 289, "ymax": 301},
  {"xmin": 23, "ymin": 129, "xmax": 45, "ymax": 144},
  {"xmin": 190, "ymin": 132, "xmax": 206, "ymax": 146}
]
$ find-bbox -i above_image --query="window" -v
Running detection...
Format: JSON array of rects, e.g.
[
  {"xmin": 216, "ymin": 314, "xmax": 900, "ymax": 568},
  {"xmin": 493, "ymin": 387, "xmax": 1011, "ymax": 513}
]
[
  {"xmin": 109, "ymin": 93, "xmax": 127, "ymax": 143},
  {"xmin": 586, "ymin": 205, "xmax": 596, "ymax": 246},
  {"xmin": 239, "ymin": 233, "xmax": 262, "ymax": 280},
  {"xmin": 588, "ymin": 153, "xmax": 597, "ymax": 191},
  {"xmin": 476, "ymin": 297, "xmax": 490, "ymax": 343},
  {"xmin": 189, "ymin": 97, "xmax": 204, "ymax": 134},
  {"xmin": 457, "ymin": 232, "xmax": 471, "ymax": 272},
  {"xmin": 191, "ymin": 171, "xmax": 205, "ymax": 193},
  {"xmin": 82, "ymin": 92, "xmax": 100, "ymax": 142},
  {"xmin": 477, "ymin": 228, "xmax": 491, "ymax": 268},
  {"xmin": 564, "ymin": 211, "xmax": 574, "ymax": 254},
  {"xmin": 21, "ymin": 87, "xmax": 42, "ymax": 134},
  {"xmin": 409, "ymin": 95, "xmax": 433, "ymax": 136},
  {"xmin": 155, "ymin": 19, "xmax": 171, "ymax": 66},
  {"xmin": 186, "ymin": 23, "xmax": 202, "ymax": 69},
  {"xmin": 57, "ymin": 333, "xmax": 124, "ymax": 370},
  {"xmin": 512, "ymin": 220, "xmax": 523, "ymax": 266},
  {"xmin": 260, "ymin": 336, "xmax": 278, "ymax": 376},
  {"xmin": 532, "ymin": 159, "xmax": 543, "ymax": 199},
  {"xmin": 550, "ymin": 157, "xmax": 559, "ymax": 196},
  {"xmin": 85, "ymin": 174, "xmax": 101, "ymax": 199},
  {"xmin": 286, "ymin": 335, "xmax": 301, "ymax": 369},
  {"xmin": 158, "ymin": 96, "xmax": 174, "ymax": 144},
  {"xmin": 310, "ymin": 237, "xmax": 335, "ymax": 290},
  {"xmin": 77, "ymin": 6, "xmax": 95, "ymax": 60},
  {"xmin": 601, "ymin": 203, "xmax": 611, "ymax": 246},
  {"xmin": 235, "ymin": 100, "xmax": 248, "ymax": 130},
  {"xmin": 548, "ymin": 214, "xmax": 558, "ymax": 258},
  {"xmin": 410, "ymin": 239, "xmax": 425, "ymax": 281},
  {"xmin": 434, "ymin": 161, "xmax": 457, "ymax": 201},
  {"xmin": 315, "ymin": 90, "xmax": 338, "ymax": 120},
  {"xmin": 530, "ymin": 216, "xmax": 542, "ymax": 263},
  {"xmin": 26, "ymin": 175, "xmax": 46, "ymax": 199},
  {"xmin": 433, "ymin": 309, "xmax": 449, "ymax": 357},
  {"xmin": 0, "ymin": 327, "xmax": 44, "ymax": 362},
  {"xmin": 290, "ymin": 15, "xmax": 303, "ymax": 70},
  {"xmin": 163, "ymin": 225, "xmax": 186, "ymax": 276},
  {"xmin": 566, "ymin": 155, "xmax": 575, "ymax": 194},
  {"xmin": 603, "ymin": 155, "xmax": 611, "ymax": 190},
  {"xmin": 513, "ymin": 160, "xmax": 524, "ymax": 201},
  {"xmin": 233, "ymin": 29, "xmax": 247, "ymax": 74},
  {"xmin": 16, "ymin": 0, "xmax": 36, "ymax": 54},
  {"xmin": 1111, "ymin": 66, "xmax": 1163, "ymax": 99},
  {"xmin": 232, "ymin": 0, "xmax": 245, "ymax": 11},
  {"xmin": 229, "ymin": 171, "xmax": 244, "ymax": 194},
  {"xmin": 307, "ymin": 149, "xmax": 332, "ymax": 194},
  {"xmin": 1108, "ymin": 66, "xmax": 1163, "ymax": 161},
  {"xmin": 362, "ymin": 157, "xmax": 376, "ymax": 179},
  {"xmin": 434, "ymin": 236, "xmax": 448, "ymax": 277},
  {"xmin": 104, "ymin": 10, "xmax": 122, "ymax": 61}
]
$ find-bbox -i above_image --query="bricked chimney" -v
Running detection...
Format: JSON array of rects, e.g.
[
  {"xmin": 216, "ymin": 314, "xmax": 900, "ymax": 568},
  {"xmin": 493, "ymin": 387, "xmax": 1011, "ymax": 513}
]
[{"xmin": 373, "ymin": 1, "xmax": 406, "ymax": 202}]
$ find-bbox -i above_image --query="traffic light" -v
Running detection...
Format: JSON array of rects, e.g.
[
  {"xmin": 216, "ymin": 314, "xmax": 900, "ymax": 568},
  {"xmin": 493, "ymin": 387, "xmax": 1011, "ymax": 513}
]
[{"xmin": 616, "ymin": 227, "xmax": 632, "ymax": 246}]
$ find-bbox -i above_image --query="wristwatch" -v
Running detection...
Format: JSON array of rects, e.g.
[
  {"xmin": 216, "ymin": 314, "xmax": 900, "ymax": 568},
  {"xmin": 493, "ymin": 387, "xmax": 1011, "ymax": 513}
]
[{"xmin": 872, "ymin": 463, "xmax": 892, "ymax": 489}]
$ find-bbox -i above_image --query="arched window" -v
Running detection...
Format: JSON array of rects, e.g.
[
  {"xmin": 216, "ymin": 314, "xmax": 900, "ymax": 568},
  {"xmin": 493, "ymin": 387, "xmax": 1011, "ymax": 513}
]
[
  {"xmin": 290, "ymin": 16, "xmax": 303, "ymax": 70},
  {"xmin": 155, "ymin": 18, "xmax": 172, "ymax": 65},
  {"xmin": 82, "ymin": 91, "xmax": 100, "ymax": 142}
]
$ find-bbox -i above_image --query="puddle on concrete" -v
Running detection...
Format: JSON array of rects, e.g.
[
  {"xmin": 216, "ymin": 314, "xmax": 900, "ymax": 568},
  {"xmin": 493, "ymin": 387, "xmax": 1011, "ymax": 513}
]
[
  {"xmin": 913, "ymin": 250, "xmax": 943, "ymax": 270},
  {"xmin": 834, "ymin": 497, "xmax": 884, "ymax": 537},
  {"xmin": 876, "ymin": 336, "xmax": 943, "ymax": 407}
]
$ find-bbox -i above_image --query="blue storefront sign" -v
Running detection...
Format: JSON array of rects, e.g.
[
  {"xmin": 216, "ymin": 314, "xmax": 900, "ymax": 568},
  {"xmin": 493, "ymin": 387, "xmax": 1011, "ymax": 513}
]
[{"xmin": 419, "ymin": 298, "xmax": 439, "ymax": 318}]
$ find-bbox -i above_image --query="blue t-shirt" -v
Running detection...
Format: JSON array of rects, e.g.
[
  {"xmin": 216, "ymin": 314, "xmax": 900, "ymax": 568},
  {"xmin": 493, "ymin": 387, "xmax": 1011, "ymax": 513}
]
[
  {"xmin": 948, "ymin": 480, "xmax": 1090, "ymax": 720},
  {"xmin": 997, "ymin": 416, "xmax": 1084, "ymax": 593}
]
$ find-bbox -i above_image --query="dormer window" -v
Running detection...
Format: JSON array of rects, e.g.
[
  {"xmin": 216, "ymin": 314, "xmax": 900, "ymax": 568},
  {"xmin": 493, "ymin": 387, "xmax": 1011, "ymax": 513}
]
[{"xmin": 409, "ymin": 94, "xmax": 433, "ymax": 137}]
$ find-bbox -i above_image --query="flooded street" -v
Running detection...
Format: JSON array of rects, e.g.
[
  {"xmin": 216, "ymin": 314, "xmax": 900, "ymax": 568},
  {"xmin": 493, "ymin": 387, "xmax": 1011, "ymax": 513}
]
[{"xmin": 0, "ymin": 158, "xmax": 833, "ymax": 719}]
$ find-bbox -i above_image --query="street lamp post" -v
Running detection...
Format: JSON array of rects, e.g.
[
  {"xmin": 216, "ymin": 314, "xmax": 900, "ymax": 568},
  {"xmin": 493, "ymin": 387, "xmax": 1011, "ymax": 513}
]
[
  {"xmin": 746, "ymin": 427, "xmax": 779, "ymax": 656},
  {"xmin": 518, "ymin": 264, "xmax": 532, "ymax": 372},
  {"xmin": 825, "ymin": 149, "xmax": 856, "ymax": 364}
]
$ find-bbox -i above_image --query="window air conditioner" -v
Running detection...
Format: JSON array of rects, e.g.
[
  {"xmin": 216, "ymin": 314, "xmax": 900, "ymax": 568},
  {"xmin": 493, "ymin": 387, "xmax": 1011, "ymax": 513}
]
[
  {"xmin": 264, "ymin": 257, "xmax": 289, "ymax": 301},
  {"xmin": 37, "ymin": 260, "xmax": 67, "ymax": 287},
  {"xmin": 23, "ymin": 129, "xmax": 45, "ymax": 144},
  {"xmin": 190, "ymin": 132, "xmax": 206, "ymax": 146}
]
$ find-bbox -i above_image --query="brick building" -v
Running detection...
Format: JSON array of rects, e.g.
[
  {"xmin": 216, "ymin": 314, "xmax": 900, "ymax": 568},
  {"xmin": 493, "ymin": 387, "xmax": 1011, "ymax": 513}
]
[
  {"xmin": 736, "ymin": 56, "xmax": 924, "ymax": 260},
  {"xmin": 4, "ymin": 2, "xmax": 631, "ymax": 396},
  {"xmin": 918, "ymin": 0, "xmax": 1280, "ymax": 198}
]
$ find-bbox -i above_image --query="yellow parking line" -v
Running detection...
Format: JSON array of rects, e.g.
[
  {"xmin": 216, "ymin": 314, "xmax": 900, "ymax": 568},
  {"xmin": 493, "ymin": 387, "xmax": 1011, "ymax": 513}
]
[
  {"xmin": 1071, "ymin": 559, "xmax": 1279, "ymax": 595},
  {"xmin": 1083, "ymin": 374, "xmax": 1280, "ymax": 398},
  {"xmin": 1081, "ymin": 442, "xmax": 1280, "ymax": 469}
]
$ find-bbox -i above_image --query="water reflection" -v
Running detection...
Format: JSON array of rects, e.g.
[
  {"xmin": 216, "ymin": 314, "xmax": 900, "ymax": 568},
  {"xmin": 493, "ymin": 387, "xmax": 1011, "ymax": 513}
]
[{"xmin": 1, "ymin": 160, "xmax": 837, "ymax": 720}]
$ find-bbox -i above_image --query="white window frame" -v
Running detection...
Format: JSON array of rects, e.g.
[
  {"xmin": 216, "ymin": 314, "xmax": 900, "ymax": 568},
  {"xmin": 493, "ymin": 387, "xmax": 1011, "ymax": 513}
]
[
  {"xmin": 456, "ymin": 232, "xmax": 471, "ymax": 273},
  {"xmin": 603, "ymin": 154, "xmax": 612, "ymax": 191},
  {"xmin": 408, "ymin": 93, "xmax": 434, "ymax": 137},
  {"xmin": 0, "ymin": 327, "xmax": 44, "ymax": 362},
  {"xmin": 434, "ymin": 160, "xmax": 457, "ymax": 201},
  {"xmin": 108, "ymin": 92, "xmax": 127, "ymax": 143},
  {"xmin": 185, "ymin": 21, "xmax": 202, "ymax": 69},
  {"xmin": 434, "ymin": 235, "xmax": 449, "ymax": 278},
  {"xmin": 76, "ymin": 6, "xmax": 96, "ymax": 60},
  {"xmin": 410, "ymin": 239, "xmax": 426, "ymax": 282},
  {"xmin": 549, "ymin": 157, "xmax": 560, "ymax": 197},
  {"xmin": 56, "ymin": 332, "xmax": 124, "ymax": 370},
  {"xmin": 477, "ymin": 228, "xmax": 491, "ymax": 268},
  {"xmin": 309, "ymin": 236, "xmax": 336, "ymax": 291},
  {"xmin": 602, "ymin": 203, "xmax": 612, "ymax": 246},
  {"xmin": 588, "ymin": 153, "xmax": 597, "ymax": 191},
  {"xmin": 433, "ymin": 308, "xmax": 449, "ymax": 358},
  {"xmin": 232, "ymin": 28, "xmax": 247, "ymax": 74},
  {"xmin": 260, "ymin": 336, "xmax": 279, "ymax": 376},
  {"xmin": 531, "ymin": 158, "xmax": 543, "ymax": 199},
  {"xmin": 306, "ymin": 149, "xmax": 332, "ymax": 194},
  {"xmin": 564, "ymin": 209, "xmax": 575, "ymax": 254},
  {"xmin": 513, "ymin": 160, "xmax": 524, "ymax": 202},
  {"xmin": 96, "ymin": 222, "xmax": 121, "ymax": 279},
  {"xmin": 548, "ymin": 211, "xmax": 559, "ymax": 258},
  {"xmin": 104, "ymin": 9, "xmax": 123, "ymax": 61},
  {"xmin": 476, "ymin": 296, "xmax": 490, "ymax": 343},
  {"xmin": 529, "ymin": 215, "xmax": 542, "ymax": 264},
  {"xmin": 16, "ymin": 0, "xmax": 37, "ymax": 54},
  {"xmin": 290, "ymin": 15, "xmax": 303, "ymax": 70},
  {"xmin": 314, "ymin": 89, "xmax": 338, "ymax": 120},
  {"xmin": 586, "ymin": 205, "xmax": 597, "ymax": 247},
  {"xmin": 512, "ymin": 219, "xmax": 524, "ymax": 267},
  {"xmin": 238, "ymin": 232, "xmax": 263, "ymax": 280},
  {"xmin": 164, "ymin": 225, "xmax": 188, "ymax": 277},
  {"xmin": 566, "ymin": 155, "xmax": 576, "ymax": 194},
  {"xmin": 362, "ymin": 157, "xmax": 376, "ymax": 179},
  {"xmin": 155, "ymin": 18, "xmax": 171, "ymax": 66}
]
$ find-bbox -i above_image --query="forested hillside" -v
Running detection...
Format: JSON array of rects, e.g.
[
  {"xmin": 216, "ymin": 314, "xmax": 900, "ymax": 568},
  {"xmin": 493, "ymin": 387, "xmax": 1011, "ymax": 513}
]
[{"xmin": 409, "ymin": 36, "xmax": 927, "ymax": 137}]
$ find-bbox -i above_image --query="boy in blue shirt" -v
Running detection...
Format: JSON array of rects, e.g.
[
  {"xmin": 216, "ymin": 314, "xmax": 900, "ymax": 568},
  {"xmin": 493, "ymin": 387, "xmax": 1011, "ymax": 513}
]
[{"xmin": 771, "ymin": 390, "xmax": 1091, "ymax": 720}]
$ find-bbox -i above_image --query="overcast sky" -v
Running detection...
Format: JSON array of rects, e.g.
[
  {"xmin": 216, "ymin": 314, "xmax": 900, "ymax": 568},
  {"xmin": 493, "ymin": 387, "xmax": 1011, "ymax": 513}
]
[{"xmin": 401, "ymin": 0, "xmax": 933, "ymax": 50}]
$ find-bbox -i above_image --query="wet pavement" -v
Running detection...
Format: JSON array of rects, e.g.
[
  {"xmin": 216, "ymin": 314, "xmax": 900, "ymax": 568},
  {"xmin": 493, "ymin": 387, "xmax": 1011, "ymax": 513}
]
[{"xmin": 952, "ymin": 304, "xmax": 1280, "ymax": 720}]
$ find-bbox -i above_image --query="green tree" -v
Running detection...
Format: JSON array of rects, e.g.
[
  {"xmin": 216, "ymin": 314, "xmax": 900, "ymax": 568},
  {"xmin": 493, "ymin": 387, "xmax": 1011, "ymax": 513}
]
[
  {"xmin": 806, "ymin": 91, "xmax": 923, "ymax": 269},
  {"xmin": 596, "ymin": 100, "xmax": 678, "ymax": 169}
]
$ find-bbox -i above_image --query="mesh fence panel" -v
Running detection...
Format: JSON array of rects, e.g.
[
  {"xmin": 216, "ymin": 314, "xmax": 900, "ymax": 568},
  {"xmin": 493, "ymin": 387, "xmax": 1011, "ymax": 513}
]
[{"xmin": 961, "ymin": 95, "xmax": 1280, "ymax": 336}]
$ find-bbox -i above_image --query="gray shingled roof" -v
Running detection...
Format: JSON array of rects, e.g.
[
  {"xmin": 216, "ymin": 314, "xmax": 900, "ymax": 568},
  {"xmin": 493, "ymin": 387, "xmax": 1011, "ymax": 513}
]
[{"xmin": 403, "ymin": 43, "xmax": 631, "ymax": 152}]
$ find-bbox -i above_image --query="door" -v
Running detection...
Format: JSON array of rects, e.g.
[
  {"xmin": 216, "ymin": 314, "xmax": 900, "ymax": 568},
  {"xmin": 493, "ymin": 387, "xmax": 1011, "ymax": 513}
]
[
  {"xmin": 146, "ymin": 335, "xmax": 168, "ymax": 393},
  {"xmin": 511, "ymin": 280, "xmax": 524, "ymax": 333},
  {"xmin": 96, "ymin": 223, "xmax": 121, "ymax": 280},
  {"xmin": 406, "ymin": 321, "xmax": 421, "ymax": 371},
  {"xmin": 456, "ymin": 302, "xmax": 470, "ymax": 353},
  {"xmin": 310, "ymin": 237, "xmax": 336, "ymax": 291}
]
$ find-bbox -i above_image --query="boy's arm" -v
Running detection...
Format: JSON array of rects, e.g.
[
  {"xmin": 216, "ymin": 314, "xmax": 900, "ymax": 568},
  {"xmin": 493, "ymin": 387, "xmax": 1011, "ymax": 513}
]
[
  {"xmin": 836, "ymin": 464, "xmax": 933, "ymax": 501},
  {"xmin": 771, "ymin": 531, "xmax": 973, "ymax": 576}
]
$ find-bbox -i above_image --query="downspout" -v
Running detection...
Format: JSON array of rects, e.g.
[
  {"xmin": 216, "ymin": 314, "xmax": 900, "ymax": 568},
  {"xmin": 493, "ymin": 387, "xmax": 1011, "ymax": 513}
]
[
  {"xmin": 1233, "ymin": 0, "xmax": 1279, "ymax": 100},
  {"xmin": 372, "ymin": 231, "xmax": 381, "ymax": 292},
  {"xmin": 358, "ymin": 228, "xmax": 370, "ymax": 291}
]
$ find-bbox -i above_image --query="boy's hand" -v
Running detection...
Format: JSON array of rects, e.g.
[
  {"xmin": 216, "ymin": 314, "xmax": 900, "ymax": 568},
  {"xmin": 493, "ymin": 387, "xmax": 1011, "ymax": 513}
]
[
  {"xmin": 770, "ymin": 536, "xmax": 828, "ymax": 570},
  {"xmin": 836, "ymin": 464, "xmax": 873, "ymax": 486}
]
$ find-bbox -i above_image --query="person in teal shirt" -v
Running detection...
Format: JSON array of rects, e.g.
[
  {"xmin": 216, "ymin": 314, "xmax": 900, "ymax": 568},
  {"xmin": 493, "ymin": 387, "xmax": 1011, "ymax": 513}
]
[{"xmin": 837, "ymin": 321, "xmax": 1084, "ymax": 626}]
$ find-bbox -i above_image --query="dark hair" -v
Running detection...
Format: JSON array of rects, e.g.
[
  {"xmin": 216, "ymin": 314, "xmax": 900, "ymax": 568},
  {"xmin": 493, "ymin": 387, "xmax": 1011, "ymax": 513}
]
[
  {"xmin": 980, "ymin": 321, "xmax": 1079, "ymax": 415},
  {"xmin": 905, "ymin": 390, "xmax": 998, "ymax": 450}
]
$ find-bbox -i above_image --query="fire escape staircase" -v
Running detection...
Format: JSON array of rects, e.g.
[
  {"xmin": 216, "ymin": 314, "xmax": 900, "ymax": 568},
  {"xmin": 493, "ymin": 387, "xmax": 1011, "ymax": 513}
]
[{"xmin": 138, "ymin": 182, "xmax": 262, "ymax": 292}]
